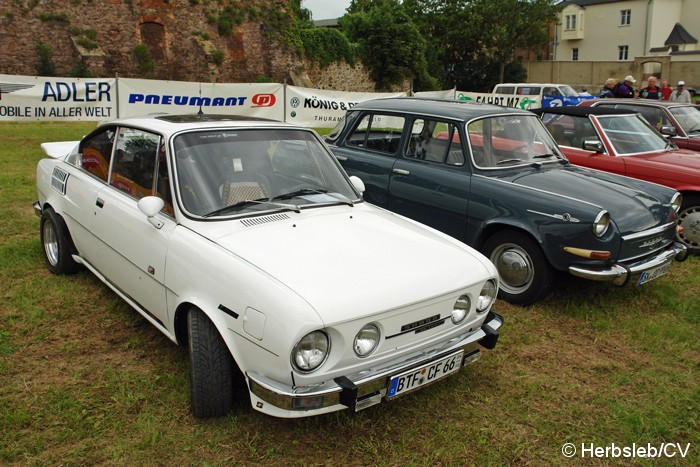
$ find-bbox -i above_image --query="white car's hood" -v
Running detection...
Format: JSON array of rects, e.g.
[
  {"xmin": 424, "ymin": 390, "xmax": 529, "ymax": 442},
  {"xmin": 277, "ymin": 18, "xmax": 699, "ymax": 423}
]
[{"xmin": 205, "ymin": 205, "xmax": 493, "ymax": 324}]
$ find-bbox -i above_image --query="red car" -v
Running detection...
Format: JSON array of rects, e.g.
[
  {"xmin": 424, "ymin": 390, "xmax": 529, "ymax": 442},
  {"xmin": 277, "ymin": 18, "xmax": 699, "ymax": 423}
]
[
  {"xmin": 580, "ymin": 98, "xmax": 700, "ymax": 151},
  {"xmin": 533, "ymin": 106, "xmax": 700, "ymax": 253}
]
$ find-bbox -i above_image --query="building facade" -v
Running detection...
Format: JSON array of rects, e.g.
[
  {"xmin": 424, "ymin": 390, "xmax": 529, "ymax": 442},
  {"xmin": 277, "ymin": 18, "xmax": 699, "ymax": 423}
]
[{"xmin": 555, "ymin": 0, "xmax": 700, "ymax": 77}]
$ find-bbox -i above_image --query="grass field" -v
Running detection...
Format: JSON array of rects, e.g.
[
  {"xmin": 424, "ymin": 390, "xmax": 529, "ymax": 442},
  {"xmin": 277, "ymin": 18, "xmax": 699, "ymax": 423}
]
[{"xmin": 1, "ymin": 122, "xmax": 698, "ymax": 465}]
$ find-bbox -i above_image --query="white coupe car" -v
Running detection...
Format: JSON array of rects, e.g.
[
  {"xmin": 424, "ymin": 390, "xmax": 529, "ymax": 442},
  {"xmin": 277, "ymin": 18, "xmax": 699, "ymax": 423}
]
[{"xmin": 35, "ymin": 115, "xmax": 503, "ymax": 418}]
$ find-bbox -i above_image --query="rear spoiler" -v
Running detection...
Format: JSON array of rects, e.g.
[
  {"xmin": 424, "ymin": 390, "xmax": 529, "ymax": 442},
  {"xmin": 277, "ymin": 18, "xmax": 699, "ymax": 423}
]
[{"xmin": 40, "ymin": 141, "xmax": 79, "ymax": 159}]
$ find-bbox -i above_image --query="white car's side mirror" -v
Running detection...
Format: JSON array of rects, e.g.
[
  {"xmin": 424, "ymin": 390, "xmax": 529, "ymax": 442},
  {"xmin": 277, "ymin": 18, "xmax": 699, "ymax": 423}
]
[
  {"xmin": 349, "ymin": 175, "xmax": 365, "ymax": 195},
  {"xmin": 137, "ymin": 196, "xmax": 165, "ymax": 229}
]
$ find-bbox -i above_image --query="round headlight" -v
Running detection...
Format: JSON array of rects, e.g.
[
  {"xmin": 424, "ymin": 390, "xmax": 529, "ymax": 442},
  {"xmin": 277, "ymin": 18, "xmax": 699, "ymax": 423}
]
[
  {"xmin": 291, "ymin": 331, "xmax": 329, "ymax": 373},
  {"xmin": 671, "ymin": 192, "xmax": 682, "ymax": 214},
  {"xmin": 452, "ymin": 295, "xmax": 471, "ymax": 324},
  {"xmin": 353, "ymin": 324, "xmax": 380, "ymax": 357},
  {"xmin": 477, "ymin": 280, "xmax": 497, "ymax": 313},
  {"xmin": 593, "ymin": 210, "xmax": 610, "ymax": 237}
]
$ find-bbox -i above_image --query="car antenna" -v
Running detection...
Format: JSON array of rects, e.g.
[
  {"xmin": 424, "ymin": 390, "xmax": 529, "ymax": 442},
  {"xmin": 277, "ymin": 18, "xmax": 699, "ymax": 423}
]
[{"xmin": 197, "ymin": 83, "xmax": 204, "ymax": 115}]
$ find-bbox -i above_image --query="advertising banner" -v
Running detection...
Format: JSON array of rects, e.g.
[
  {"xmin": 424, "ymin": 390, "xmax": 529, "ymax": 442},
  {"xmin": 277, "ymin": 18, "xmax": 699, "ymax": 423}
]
[
  {"xmin": 0, "ymin": 74, "xmax": 116, "ymax": 121},
  {"xmin": 285, "ymin": 86, "xmax": 407, "ymax": 128},
  {"xmin": 117, "ymin": 78, "xmax": 284, "ymax": 120},
  {"xmin": 541, "ymin": 95, "xmax": 595, "ymax": 107},
  {"xmin": 455, "ymin": 90, "xmax": 541, "ymax": 109}
]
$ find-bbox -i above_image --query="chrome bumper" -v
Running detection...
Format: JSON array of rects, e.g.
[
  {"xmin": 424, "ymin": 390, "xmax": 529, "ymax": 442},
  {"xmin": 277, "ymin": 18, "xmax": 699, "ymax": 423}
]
[
  {"xmin": 568, "ymin": 242, "xmax": 688, "ymax": 286},
  {"xmin": 33, "ymin": 201, "xmax": 42, "ymax": 217},
  {"xmin": 247, "ymin": 311, "xmax": 503, "ymax": 418}
]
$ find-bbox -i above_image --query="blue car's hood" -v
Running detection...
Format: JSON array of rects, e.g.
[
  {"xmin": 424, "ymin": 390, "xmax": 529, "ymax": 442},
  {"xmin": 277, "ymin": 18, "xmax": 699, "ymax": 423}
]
[{"xmin": 507, "ymin": 165, "xmax": 674, "ymax": 234}]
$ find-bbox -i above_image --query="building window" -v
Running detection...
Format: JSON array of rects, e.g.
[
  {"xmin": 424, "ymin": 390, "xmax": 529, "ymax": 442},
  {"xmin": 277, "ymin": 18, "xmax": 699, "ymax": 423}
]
[
  {"xmin": 565, "ymin": 14, "xmax": 577, "ymax": 30},
  {"xmin": 618, "ymin": 45, "xmax": 629, "ymax": 60},
  {"xmin": 621, "ymin": 9, "xmax": 631, "ymax": 26},
  {"xmin": 572, "ymin": 48, "xmax": 579, "ymax": 61}
]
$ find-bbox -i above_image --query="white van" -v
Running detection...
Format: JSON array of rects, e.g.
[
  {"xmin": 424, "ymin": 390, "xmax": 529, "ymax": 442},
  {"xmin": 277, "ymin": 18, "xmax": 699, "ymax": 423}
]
[{"xmin": 492, "ymin": 83, "xmax": 582, "ymax": 98}]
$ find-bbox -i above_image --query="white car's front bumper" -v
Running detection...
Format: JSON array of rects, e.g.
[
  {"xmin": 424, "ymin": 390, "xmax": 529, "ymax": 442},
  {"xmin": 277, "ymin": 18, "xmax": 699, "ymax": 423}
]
[{"xmin": 247, "ymin": 311, "xmax": 503, "ymax": 418}]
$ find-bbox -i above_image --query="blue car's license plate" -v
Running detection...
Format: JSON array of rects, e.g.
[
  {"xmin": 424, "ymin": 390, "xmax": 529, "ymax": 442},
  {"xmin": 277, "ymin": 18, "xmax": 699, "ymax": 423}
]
[{"xmin": 637, "ymin": 261, "xmax": 672, "ymax": 286}]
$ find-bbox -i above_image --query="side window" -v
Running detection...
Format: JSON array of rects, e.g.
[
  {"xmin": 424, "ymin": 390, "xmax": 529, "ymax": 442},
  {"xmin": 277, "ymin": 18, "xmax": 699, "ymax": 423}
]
[
  {"xmin": 518, "ymin": 86, "xmax": 542, "ymax": 96},
  {"xmin": 344, "ymin": 113, "xmax": 405, "ymax": 155},
  {"xmin": 109, "ymin": 127, "xmax": 160, "ymax": 200},
  {"xmin": 495, "ymin": 86, "xmax": 515, "ymax": 95},
  {"xmin": 79, "ymin": 128, "xmax": 116, "ymax": 182},
  {"xmin": 406, "ymin": 119, "xmax": 464, "ymax": 166},
  {"xmin": 543, "ymin": 114, "xmax": 576, "ymax": 147},
  {"xmin": 627, "ymin": 106, "xmax": 670, "ymax": 130},
  {"xmin": 543, "ymin": 87, "xmax": 561, "ymax": 96}
]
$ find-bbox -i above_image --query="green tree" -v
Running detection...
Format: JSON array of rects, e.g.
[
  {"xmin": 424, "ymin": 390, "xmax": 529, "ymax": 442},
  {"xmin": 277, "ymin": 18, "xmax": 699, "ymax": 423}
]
[
  {"xmin": 467, "ymin": 0, "xmax": 557, "ymax": 83},
  {"xmin": 341, "ymin": 0, "xmax": 438, "ymax": 91},
  {"xmin": 403, "ymin": 0, "xmax": 557, "ymax": 90}
]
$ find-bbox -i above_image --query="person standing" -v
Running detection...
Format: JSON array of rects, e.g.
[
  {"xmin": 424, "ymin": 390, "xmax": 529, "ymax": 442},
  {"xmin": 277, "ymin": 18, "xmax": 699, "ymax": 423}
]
[
  {"xmin": 614, "ymin": 75, "xmax": 636, "ymax": 98},
  {"xmin": 660, "ymin": 79, "xmax": 673, "ymax": 100},
  {"xmin": 669, "ymin": 81, "xmax": 692, "ymax": 103},
  {"xmin": 599, "ymin": 78, "xmax": 617, "ymax": 98},
  {"xmin": 639, "ymin": 77, "xmax": 662, "ymax": 99}
]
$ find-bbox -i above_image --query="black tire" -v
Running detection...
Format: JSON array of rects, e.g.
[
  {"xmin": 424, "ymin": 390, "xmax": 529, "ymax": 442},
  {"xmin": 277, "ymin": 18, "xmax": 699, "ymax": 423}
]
[
  {"xmin": 188, "ymin": 307, "xmax": 236, "ymax": 418},
  {"xmin": 40, "ymin": 208, "xmax": 80, "ymax": 275},
  {"xmin": 678, "ymin": 194, "xmax": 700, "ymax": 254},
  {"xmin": 482, "ymin": 230, "xmax": 554, "ymax": 305}
]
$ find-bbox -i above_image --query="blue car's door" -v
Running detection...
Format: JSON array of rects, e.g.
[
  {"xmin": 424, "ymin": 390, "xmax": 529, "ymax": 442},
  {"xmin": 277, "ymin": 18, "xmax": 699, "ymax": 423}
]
[
  {"xmin": 331, "ymin": 112, "xmax": 406, "ymax": 208},
  {"xmin": 388, "ymin": 118, "xmax": 471, "ymax": 242}
]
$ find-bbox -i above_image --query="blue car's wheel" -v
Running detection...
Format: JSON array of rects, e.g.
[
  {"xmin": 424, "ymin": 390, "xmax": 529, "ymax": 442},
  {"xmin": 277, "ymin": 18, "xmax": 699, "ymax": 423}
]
[{"xmin": 483, "ymin": 231, "xmax": 553, "ymax": 305}]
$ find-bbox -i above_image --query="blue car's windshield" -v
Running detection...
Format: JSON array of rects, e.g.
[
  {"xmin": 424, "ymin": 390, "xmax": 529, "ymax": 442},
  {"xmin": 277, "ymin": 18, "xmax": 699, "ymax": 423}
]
[{"xmin": 467, "ymin": 115, "xmax": 564, "ymax": 169}]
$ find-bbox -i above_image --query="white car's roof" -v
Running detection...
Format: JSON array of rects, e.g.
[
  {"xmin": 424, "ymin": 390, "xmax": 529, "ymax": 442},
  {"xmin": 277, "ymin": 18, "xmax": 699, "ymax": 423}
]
[{"xmin": 99, "ymin": 114, "xmax": 300, "ymax": 138}]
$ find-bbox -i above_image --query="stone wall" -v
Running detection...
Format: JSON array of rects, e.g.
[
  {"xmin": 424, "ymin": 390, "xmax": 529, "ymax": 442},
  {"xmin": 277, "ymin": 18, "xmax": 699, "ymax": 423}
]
[{"xmin": 0, "ymin": 0, "xmax": 297, "ymax": 83}]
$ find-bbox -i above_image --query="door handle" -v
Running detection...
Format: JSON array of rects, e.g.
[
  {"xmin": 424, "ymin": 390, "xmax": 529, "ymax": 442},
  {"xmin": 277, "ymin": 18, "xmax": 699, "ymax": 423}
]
[
  {"xmin": 392, "ymin": 168, "xmax": 410, "ymax": 175},
  {"xmin": 335, "ymin": 155, "xmax": 348, "ymax": 161},
  {"xmin": 95, "ymin": 198, "xmax": 104, "ymax": 208}
]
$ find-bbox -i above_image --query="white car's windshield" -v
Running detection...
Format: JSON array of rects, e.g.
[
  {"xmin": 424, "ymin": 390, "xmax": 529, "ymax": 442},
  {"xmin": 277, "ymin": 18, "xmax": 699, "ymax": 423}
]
[
  {"xmin": 173, "ymin": 128, "xmax": 358, "ymax": 217},
  {"xmin": 596, "ymin": 115, "xmax": 669, "ymax": 155},
  {"xmin": 467, "ymin": 115, "xmax": 565, "ymax": 169},
  {"xmin": 669, "ymin": 105, "xmax": 700, "ymax": 135}
]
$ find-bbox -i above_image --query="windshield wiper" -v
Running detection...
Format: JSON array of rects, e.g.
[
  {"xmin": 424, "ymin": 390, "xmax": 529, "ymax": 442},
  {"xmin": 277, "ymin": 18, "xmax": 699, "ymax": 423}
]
[
  {"xmin": 203, "ymin": 198, "xmax": 300, "ymax": 217},
  {"xmin": 273, "ymin": 188, "xmax": 328, "ymax": 200},
  {"xmin": 532, "ymin": 153, "xmax": 558, "ymax": 159},
  {"xmin": 272, "ymin": 188, "xmax": 355, "ymax": 207},
  {"xmin": 496, "ymin": 158, "xmax": 523, "ymax": 165}
]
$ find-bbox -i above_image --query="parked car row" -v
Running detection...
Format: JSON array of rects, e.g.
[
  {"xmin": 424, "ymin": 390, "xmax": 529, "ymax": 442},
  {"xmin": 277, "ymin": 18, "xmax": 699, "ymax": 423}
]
[{"xmin": 34, "ymin": 96, "xmax": 696, "ymax": 420}]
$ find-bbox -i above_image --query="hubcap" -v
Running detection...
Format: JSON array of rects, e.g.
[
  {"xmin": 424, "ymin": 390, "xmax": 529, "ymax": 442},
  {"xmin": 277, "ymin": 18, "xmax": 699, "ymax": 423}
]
[
  {"xmin": 42, "ymin": 221, "xmax": 59, "ymax": 267},
  {"xmin": 490, "ymin": 243, "xmax": 535, "ymax": 295},
  {"xmin": 678, "ymin": 205, "xmax": 700, "ymax": 249}
]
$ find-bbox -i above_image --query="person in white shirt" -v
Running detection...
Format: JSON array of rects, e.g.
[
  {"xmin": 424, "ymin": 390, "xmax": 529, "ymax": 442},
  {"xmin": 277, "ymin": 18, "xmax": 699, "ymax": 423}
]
[{"xmin": 669, "ymin": 81, "xmax": 692, "ymax": 103}]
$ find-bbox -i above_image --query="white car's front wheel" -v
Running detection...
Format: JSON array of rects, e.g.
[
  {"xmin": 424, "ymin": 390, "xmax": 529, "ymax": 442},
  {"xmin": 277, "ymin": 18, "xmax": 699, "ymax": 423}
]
[{"xmin": 187, "ymin": 307, "xmax": 237, "ymax": 418}]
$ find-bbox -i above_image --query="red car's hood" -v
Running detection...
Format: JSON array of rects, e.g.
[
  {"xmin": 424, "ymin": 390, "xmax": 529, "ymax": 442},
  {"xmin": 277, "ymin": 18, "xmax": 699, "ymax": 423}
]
[{"xmin": 628, "ymin": 148, "xmax": 700, "ymax": 181}]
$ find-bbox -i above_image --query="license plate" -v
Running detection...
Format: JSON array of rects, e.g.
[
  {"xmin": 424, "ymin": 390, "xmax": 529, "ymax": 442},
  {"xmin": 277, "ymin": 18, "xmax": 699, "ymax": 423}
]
[
  {"xmin": 387, "ymin": 350, "xmax": 463, "ymax": 398},
  {"xmin": 637, "ymin": 261, "xmax": 672, "ymax": 286}
]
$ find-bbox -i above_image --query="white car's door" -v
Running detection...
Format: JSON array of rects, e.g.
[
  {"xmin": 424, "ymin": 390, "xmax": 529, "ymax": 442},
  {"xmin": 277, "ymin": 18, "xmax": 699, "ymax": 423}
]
[{"xmin": 86, "ymin": 127, "xmax": 175, "ymax": 327}]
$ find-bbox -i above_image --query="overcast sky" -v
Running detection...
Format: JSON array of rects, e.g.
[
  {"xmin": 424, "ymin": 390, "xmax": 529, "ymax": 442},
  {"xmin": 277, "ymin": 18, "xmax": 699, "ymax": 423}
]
[{"xmin": 303, "ymin": 0, "xmax": 352, "ymax": 20}]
